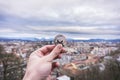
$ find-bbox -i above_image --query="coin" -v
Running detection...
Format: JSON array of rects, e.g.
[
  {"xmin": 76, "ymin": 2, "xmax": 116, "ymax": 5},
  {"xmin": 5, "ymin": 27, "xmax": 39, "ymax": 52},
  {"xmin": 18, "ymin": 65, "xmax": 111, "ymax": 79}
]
[{"xmin": 54, "ymin": 34, "xmax": 67, "ymax": 47}]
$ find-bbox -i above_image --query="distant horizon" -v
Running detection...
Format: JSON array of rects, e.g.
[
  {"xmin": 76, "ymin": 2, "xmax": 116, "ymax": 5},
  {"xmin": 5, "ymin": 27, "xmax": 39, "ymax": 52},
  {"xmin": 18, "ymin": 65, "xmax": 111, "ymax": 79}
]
[{"xmin": 0, "ymin": 36, "xmax": 120, "ymax": 40}]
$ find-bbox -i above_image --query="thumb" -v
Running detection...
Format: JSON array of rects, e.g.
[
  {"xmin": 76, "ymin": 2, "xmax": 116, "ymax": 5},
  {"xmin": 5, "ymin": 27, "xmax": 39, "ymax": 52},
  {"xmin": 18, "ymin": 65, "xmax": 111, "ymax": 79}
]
[{"xmin": 45, "ymin": 44, "xmax": 63, "ymax": 62}]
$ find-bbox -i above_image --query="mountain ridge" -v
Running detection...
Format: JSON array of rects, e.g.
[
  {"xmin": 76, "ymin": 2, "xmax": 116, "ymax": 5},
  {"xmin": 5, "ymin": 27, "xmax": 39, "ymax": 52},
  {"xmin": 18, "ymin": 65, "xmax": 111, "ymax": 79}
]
[{"xmin": 0, "ymin": 37, "xmax": 120, "ymax": 42}]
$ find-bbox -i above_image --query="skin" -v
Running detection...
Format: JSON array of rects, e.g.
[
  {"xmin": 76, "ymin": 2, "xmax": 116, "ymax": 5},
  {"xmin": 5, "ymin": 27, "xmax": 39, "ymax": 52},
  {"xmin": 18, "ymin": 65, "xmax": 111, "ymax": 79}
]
[{"xmin": 23, "ymin": 44, "xmax": 65, "ymax": 80}]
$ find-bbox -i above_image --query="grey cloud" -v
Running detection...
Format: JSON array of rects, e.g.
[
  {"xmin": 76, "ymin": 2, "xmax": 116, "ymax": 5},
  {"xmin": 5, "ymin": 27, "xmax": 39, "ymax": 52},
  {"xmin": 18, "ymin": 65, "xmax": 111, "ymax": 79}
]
[{"xmin": 0, "ymin": 0, "xmax": 120, "ymax": 39}]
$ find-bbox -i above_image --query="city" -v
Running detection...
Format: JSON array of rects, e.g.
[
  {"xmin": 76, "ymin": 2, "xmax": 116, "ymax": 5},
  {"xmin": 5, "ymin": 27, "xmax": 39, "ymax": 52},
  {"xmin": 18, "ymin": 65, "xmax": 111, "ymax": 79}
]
[{"xmin": 0, "ymin": 38, "xmax": 120, "ymax": 80}]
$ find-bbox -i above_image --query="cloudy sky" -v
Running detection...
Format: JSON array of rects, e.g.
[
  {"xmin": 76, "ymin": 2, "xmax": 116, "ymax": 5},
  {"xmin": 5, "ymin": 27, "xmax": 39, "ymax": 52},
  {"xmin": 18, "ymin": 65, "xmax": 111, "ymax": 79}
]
[{"xmin": 0, "ymin": 0, "xmax": 120, "ymax": 39}]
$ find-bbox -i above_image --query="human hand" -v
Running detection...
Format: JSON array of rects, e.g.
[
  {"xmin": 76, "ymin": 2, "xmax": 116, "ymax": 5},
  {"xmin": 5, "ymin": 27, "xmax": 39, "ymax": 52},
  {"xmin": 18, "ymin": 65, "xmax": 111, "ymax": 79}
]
[{"xmin": 23, "ymin": 44, "xmax": 65, "ymax": 80}]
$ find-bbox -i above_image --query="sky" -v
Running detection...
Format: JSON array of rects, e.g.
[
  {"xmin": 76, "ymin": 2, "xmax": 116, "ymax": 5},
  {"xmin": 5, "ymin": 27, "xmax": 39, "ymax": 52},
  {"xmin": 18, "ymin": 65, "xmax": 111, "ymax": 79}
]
[{"xmin": 0, "ymin": 0, "xmax": 120, "ymax": 39}]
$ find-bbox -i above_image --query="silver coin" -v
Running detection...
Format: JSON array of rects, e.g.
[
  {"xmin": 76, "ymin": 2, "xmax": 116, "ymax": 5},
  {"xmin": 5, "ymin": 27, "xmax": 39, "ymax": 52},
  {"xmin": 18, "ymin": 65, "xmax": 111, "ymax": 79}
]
[{"xmin": 54, "ymin": 34, "xmax": 67, "ymax": 47}]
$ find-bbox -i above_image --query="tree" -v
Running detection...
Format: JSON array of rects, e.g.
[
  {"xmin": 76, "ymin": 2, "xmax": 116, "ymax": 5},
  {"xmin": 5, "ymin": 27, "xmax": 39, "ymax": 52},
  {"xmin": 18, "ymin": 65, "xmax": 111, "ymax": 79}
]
[{"xmin": 0, "ymin": 44, "xmax": 25, "ymax": 80}]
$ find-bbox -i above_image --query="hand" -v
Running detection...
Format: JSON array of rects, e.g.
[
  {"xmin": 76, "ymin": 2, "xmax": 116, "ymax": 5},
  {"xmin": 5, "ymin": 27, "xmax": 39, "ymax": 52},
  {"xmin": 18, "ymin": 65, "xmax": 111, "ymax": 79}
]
[{"xmin": 23, "ymin": 44, "xmax": 65, "ymax": 80}]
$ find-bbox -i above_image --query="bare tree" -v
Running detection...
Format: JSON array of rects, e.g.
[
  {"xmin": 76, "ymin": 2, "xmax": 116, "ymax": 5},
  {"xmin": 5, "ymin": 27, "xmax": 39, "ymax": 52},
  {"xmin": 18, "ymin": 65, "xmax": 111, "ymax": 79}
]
[{"xmin": 0, "ymin": 45, "xmax": 25, "ymax": 80}]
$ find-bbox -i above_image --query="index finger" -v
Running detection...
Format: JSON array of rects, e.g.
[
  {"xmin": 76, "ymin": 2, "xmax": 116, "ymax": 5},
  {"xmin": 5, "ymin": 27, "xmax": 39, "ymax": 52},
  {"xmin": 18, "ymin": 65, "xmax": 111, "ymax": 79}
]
[
  {"xmin": 39, "ymin": 45, "xmax": 55, "ymax": 55},
  {"xmin": 30, "ymin": 45, "xmax": 55, "ymax": 58}
]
